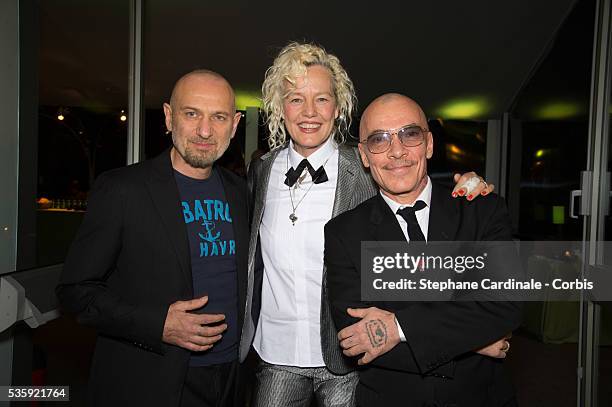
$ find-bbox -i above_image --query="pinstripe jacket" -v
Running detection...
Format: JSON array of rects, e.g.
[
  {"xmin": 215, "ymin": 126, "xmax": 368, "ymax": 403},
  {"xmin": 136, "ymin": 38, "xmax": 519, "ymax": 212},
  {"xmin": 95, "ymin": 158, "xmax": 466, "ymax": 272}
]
[{"xmin": 239, "ymin": 143, "xmax": 376, "ymax": 374}]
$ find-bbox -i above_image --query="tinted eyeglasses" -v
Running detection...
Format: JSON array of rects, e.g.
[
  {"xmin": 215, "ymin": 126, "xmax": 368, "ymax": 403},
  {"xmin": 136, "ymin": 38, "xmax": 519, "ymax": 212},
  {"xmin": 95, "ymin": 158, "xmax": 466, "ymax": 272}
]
[{"xmin": 361, "ymin": 124, "xmax": 428, "ymax": 154}]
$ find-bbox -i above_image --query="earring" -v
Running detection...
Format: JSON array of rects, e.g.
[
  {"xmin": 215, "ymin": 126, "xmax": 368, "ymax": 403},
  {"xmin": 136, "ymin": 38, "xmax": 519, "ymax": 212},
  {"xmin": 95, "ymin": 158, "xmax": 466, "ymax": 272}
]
[{"xmin": 165, "ymin": 130, "xmax": 171, "ymax": 135}]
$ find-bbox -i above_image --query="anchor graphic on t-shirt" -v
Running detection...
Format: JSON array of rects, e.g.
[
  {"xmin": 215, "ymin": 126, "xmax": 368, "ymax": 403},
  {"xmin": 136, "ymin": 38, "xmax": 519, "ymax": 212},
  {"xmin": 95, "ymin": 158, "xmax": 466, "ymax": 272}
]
[{"xmin": 198, "ymin": 220, "xmax": 220, "ymax": 242}]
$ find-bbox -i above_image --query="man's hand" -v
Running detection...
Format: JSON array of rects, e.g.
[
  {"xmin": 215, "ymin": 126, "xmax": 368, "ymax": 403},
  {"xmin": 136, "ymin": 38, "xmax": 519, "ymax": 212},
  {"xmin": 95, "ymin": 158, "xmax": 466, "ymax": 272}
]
[
  {"xmin": 475, "ymin": 333, "xmax": 512, "ymax": 359},
  {"xmin": 452, "ymin": 172, "xmax": 495, "ymax": 200},
  {"xmin": 337, "ymin": 307, "xmax": 400, "ymax": 365},
  {"xmin": 162, "ymin": 296, "xmax": 226, "ymax": 352}
]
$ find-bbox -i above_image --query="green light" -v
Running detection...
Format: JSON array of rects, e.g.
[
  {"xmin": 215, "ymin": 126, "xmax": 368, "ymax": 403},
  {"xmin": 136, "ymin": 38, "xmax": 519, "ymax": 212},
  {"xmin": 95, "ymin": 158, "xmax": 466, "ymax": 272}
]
[
  {"xmin": 535, "ymin": 149, "xmax": 545, "ymax": 158},
  {"xmin": 436, "ymin": 97, "xmax": 488, "ymax": 119},
  {"xmin": 552, "ymin": 206, "xmax": 565, "ymax": 225},
  {"xmin": 235, "ymin": 91, "xmax": 262, "ymax": 110},
  {"xmin": 536, "ymin": 102, "xmax": 581, "ymax": 120}
]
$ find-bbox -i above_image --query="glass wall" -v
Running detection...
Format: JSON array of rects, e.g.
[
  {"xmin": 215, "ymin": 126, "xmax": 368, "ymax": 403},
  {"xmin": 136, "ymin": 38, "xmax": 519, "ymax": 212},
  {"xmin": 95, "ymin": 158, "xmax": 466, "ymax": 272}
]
[
  {"xmin": 27, "ymin": 2, "xmax": 130, "ymax": 403},
  {"xmin": 35, "ymin": 0, "xmax": 130, "ymax": 267},
  {"xmin": 506, "ymin": 0, "xmax": 595, "ymax": 405},
  {"xmin": 510, "ymin": 0, "xmax": 594, "ymax": 241}
]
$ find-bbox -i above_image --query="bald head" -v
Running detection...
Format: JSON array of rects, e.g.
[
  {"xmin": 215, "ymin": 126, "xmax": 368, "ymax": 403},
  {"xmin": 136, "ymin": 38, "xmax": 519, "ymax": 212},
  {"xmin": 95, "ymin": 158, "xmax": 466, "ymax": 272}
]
[
  {"xmin": 357, "ymin": 93, "xmax": 433, "ymax": 204},
  {"xmin": 169, "ymin": 69, "xmax": 236, "ymax": 111},
  {"xmin": 359, "ymin": 93, "xmax": 428, "ymax": 141},
  {"xmin": 163, "ymin": 69, "xmax": 242, "ymax": 180}
]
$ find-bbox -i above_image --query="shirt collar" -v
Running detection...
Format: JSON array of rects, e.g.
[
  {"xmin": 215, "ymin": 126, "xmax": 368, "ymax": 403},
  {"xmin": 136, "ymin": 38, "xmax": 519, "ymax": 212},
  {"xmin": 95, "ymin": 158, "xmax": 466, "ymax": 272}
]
[
  {"xmin": 380, "ymin": 175, "xmax": 432, "ymax": 214},
  {"xmin": 288, "ymin": 136, "xmax": 338, "ymax": 170}
]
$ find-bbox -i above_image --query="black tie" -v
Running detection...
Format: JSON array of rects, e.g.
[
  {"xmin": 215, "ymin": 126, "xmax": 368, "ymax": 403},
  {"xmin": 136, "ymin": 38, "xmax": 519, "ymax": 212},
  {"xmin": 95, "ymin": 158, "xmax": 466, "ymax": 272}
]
[
  {"xmin": 397, "ymin": 200, "xmax": 427, "ymax": 242},
  {"xmin": 284, "ymin": 159, "xmax": 328, "ymax": 187}
]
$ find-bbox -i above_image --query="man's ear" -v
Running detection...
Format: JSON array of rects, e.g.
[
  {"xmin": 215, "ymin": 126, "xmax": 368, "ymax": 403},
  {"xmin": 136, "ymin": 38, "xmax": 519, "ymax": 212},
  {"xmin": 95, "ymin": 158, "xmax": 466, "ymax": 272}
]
[
  {"xmin": 426, "ymin": 131, "xmax": 434, "ymax": 159},
  {"xmin": 163, "ymin": 103, "xmax": 173, "ymax": 133},
  {"xmin": 230, "ymin": 112, "xmax": 242, "ymax": 139},
  {"xmin": 358, "ymin": 143, "xmax": 370, "ymax": 168}
]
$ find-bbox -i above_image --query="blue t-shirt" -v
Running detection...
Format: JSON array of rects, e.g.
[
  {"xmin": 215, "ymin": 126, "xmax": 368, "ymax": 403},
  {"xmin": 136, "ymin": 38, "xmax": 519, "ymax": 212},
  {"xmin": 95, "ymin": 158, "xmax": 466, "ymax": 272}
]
[{"xmin": 174, "ymin": 168, "xmax": 238, "ymax": 366}]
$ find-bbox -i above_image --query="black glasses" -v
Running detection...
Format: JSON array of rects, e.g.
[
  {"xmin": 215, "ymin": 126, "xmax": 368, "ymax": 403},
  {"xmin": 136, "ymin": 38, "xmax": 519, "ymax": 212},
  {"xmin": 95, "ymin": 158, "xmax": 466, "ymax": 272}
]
[{"xmin": 361, "ymin": 124, "xmax": 428, "ymax": 154}]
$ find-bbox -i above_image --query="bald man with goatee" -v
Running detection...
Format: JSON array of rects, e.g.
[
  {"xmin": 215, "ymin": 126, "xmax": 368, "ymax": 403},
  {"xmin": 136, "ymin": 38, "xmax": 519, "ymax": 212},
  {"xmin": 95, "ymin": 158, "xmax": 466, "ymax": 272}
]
[
  {"xmin": 58, "ymin": 70, "xmax": 256, "ymax": 407},
  {"xmin": 324, "ymin": 94, "xmax": 520, "ymax": 406}
]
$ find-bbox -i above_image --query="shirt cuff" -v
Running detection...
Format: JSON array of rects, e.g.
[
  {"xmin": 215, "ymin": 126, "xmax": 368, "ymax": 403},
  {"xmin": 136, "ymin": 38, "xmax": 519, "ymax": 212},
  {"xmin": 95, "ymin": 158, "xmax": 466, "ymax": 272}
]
[{"xmin": 395, "ymin": 316, "xmax": 406, "ymax": 342}]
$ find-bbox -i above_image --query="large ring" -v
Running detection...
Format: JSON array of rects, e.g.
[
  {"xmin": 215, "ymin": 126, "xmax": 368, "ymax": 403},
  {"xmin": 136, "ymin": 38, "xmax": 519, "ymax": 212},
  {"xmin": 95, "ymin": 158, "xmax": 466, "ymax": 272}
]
[
  {"xmin": 501, "ymin": 340, "xmax": 510, "ymax": 352},
  {"xmin": 462, "ymin": 176, "xmax": 481, "ymax": 195}
]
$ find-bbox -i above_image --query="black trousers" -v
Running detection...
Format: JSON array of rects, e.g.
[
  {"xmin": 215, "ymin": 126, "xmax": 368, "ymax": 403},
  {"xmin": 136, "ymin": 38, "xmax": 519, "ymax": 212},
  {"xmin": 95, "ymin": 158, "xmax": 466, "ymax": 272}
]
[{"xmin": 180, "ymin": 361, "xmax": 237, "ymax": 407}]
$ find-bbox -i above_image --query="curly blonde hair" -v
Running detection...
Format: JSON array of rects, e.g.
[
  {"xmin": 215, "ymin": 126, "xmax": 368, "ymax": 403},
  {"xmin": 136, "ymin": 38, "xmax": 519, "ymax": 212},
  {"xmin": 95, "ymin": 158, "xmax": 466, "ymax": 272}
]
[{"xmin": 262, "ymin": 42, "xmax": 357, "ymax": 150}]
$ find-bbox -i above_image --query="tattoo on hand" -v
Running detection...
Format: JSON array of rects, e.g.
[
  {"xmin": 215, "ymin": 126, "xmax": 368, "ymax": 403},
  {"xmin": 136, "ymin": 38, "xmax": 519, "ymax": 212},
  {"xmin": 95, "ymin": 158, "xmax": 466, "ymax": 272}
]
[{"xmin": 365, "ymin": 319, "xmax": 387, "ymax": 348}]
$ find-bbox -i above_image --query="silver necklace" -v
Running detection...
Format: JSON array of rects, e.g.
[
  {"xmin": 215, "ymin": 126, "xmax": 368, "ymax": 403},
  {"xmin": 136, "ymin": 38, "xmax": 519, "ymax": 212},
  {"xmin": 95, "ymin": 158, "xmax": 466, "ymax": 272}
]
[
  {"xmin": 287, "ymin": 152, "xmax": 330, "ymax": 226},
  {"xmin": 289, "ymin": 179, "xmax": 316, "ymax": 225}
]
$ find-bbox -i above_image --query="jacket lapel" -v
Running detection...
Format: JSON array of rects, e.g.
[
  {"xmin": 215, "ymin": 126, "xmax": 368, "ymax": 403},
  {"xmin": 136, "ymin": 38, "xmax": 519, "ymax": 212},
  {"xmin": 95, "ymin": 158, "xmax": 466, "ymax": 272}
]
[
  {"xmin": 218, "ymin": 168, "xmax": 248, "ymax": 326},
  {"xmin": 251, "ymin": 149, "xmax": 279, "ymax": 230},
  {"xmin": 369, "ymin": 193, "xmax": 407, "ymax": 242},
  {"xmin": 427, "ymin": 182, "xmax": 460, "ymax": 241},
  {"xmin": 368, "ymin": 194, "xmax": 408, "ymax": 311},
  {"xmin": 240, "ymin": 148, "xmax": 279, "ymax": 361},
  {"xmin": 145, "ymin": 150, "xmax": 193, "ymax": 295},
  {"xmin": 331, "ymin": 145, "xmax": 360, "ymax": 218}
]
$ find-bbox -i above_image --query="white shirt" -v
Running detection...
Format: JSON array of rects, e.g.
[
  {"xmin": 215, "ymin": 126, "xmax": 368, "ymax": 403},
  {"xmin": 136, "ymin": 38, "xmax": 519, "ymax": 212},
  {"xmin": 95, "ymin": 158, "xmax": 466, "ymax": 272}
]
[
  {"xmin": 379, "ymin": 176, "xmax": 432, "ymax": 341},
  {"xmin": 253, "ymin": 137, "xmax": 339, "ymax": 367}
]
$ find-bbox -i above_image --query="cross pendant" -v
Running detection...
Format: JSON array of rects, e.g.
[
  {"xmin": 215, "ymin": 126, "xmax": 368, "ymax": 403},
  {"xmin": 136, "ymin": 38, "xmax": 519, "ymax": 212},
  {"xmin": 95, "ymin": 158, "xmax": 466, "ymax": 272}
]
[{"xmin": 289, "ymin": 213, "xmax": 298, "ymax": 225}]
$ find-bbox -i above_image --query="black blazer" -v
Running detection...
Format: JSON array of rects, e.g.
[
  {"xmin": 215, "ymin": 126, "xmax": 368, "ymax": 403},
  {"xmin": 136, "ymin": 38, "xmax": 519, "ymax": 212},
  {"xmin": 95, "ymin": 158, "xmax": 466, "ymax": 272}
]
[
  {"xmin": 324, "ymin": 182, "xmax": 521, "ymax": 407},
  {"xmin": 57, "ymin": 150, "xmax": 250, "ymax": 406}
]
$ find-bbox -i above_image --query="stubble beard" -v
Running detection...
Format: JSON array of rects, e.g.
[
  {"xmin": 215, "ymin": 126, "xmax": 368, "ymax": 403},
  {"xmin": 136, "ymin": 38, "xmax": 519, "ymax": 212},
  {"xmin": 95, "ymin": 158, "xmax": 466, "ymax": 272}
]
[
  {"xmin": 171, "ymin": 134, "xmax": 215, "ymax": 169},
  {"xmin": 173, "ymin": 136, "xmax": 232, "ymax": 169},
  {"xmin": 181, "ymin": 145, "xmax": 217, "ymax": 169}
]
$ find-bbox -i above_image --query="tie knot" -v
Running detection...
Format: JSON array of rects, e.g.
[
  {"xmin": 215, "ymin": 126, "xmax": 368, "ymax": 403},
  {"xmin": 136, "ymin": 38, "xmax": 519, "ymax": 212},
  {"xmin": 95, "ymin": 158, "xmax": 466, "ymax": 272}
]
[
  {"xmin": 397, "ymin": 200, "xmax": 427, "ymax": 216},
  {"xmin": 396, "ymin": 200, "xmax": 427, "ymax": 242}
]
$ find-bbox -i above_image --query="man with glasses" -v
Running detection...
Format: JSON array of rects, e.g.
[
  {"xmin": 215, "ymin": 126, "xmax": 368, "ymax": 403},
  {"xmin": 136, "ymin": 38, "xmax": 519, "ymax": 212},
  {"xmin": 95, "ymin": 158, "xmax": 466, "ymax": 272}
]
[{"xmin": 324, "ymin": 93, "xmax": 519, "ymax": 406}]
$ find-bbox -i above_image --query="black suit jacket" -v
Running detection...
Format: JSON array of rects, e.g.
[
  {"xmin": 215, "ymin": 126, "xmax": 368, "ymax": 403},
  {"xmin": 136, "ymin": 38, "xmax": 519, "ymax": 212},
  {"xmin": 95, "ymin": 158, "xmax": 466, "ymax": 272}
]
[
  {"xmin": 324, "ymin": 182, "xmax": 521, "ymax": 407},
  {"xmin": 56, "ymin": 150, "xmax": 250, "ymax": 406}
]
